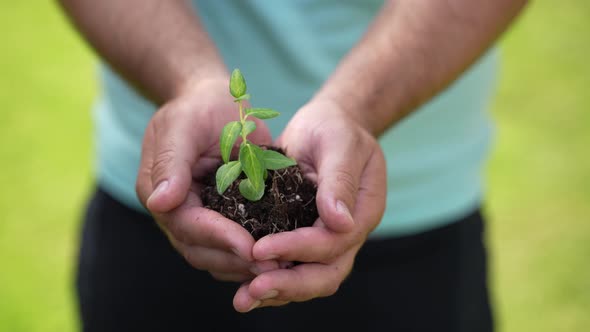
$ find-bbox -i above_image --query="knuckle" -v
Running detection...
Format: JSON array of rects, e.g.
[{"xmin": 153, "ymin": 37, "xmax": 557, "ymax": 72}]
[
  {"xmin": 323, "ymin": 283, "xmax": 340, "ymax": 297},
  {"xmin": 166, "ymin": 219, "xmax": 187, "ymax": 244},
  {"xmin": 181, "ymin": 246, "xmax": 210, "ymax": 273},
  {"xmin": 325, "ymin": 243, "xmax": 342, "ymax": 262},
  {"xmin": 151, "ymin": 147, "xmax": 176, "ymax": 181},
  {"xmin": 321, "ymin": 263, "xmax": 351, "ymax": 298},
  {"xmin": 182, "ymin": 247, "xmax": 197, "ymax": 267},
  {"xmin": 334, "ymin": 169, "xmax": 357, "ymax": 197},
  {"xmin": 321, "ymin": 271, "xmax": 345, "ymax": 298}
]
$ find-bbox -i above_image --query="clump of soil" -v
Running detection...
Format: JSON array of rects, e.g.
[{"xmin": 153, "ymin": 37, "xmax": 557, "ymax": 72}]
[{"xmin": 201, "ymin": 147, "xmax": 319, "ymax": 240}]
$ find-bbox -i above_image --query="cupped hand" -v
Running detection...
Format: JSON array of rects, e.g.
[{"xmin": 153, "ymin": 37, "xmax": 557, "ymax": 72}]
[
  {"xmin": 233, "ymin": 100, "xmax": 387, "ymax": 312},
  {"xmin": 135, "ymin": 78, "xmax": 279, "ymax": 282}
]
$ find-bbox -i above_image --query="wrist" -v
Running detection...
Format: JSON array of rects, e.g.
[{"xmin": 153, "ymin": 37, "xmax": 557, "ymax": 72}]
[
  {"xmin": 171, "ymin": 67, "xmax": 230, "ymax": 102},
  {"xmin": 307, "ymin": 95, "xmax": 377, "ymax": 137},
  {"xmin": 156, "ymin": 74, "xmax": 255, "ymax": 145}
]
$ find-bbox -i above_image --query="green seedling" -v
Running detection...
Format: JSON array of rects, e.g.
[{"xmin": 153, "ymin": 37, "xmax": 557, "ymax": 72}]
[{"xmin": 216, "ymin": 68, "xmax": 296, "ymax": 201}]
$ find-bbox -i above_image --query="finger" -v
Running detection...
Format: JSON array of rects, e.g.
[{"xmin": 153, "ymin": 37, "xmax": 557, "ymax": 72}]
[
  {"xmin": 161, "ymin": 203, "xmax": 256, "ymax": 262},
  {"xmin": 234, "ymin": 282, "xmax": 256, "ymax": 312},
  {"xmin": 245, "ymin": 255, "xmax": 354, "ymax": 304},
  {"xmin": 256, "ymin": 299, "xmax": 290, "ymax": 309},
  {"xmin": 233, "ymin": 282, "xmax": 289, "ymax": 312},
  {"xmin": 249, "ymin": 259, "xmax": 282, "ymax": 276},
  {"xmin": 252, "ymin": 144, "xmax": 385, "ymax": 264},
  {"xmin": 252, "ymin": 224, "xmax": 353, "ymax": 263},
  {"xmin": 353, "ymin": 146, "xmax": 387, "ymax": 233},
  {"xmin": 173, "ymin": 242, "xmax": 254, "ymax": 275},
  {"xmin": 136, "ymin": 120, "xmax": 156, "ymax": 208},
  {"xmin": 315, "ymin": 130, "xmax": 374, "ymax": 233},
  {"xmin": 172, "ymin": 238, "xmax": 280, "ymax": 278},
  {"xmin": 191, "ymin": 156, "xmax": 223, "ymax": 179},
  {"xmin": 146, "ymin": 107, "xmax": 202, "ymax": 213}
]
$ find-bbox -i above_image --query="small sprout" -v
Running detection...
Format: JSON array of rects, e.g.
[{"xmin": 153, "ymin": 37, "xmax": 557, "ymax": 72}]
[{"xmin": 216, "ymin": 69, "xmax": 296, "ymax": 201}]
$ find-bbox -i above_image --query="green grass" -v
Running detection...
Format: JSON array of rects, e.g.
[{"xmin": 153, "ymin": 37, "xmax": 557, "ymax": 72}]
[
  {"xmin": 485, "ymin": 2, "xmax": 590, "ymax": 331},
  {"xmin": 0, "ymin": 2, "xmax": 95, "ymax": 331},
  {"xmin": 0, "ymin": 1, "xmax": 588, "ymax": 331}
]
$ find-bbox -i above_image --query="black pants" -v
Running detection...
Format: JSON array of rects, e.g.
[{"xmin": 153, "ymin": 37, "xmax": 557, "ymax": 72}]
[{"xmin": 75, "ymin": 187, "xmax": 494, "ymax": 332}]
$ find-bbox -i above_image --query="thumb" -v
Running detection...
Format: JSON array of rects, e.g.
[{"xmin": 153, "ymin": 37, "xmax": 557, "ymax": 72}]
[
  {"xmin": 315, "ymin": 143, "xmax": 367, "ymax": 233},
  {"xmin": 145, "ymin": 110, "xmax": 200, "ymax": 213}
]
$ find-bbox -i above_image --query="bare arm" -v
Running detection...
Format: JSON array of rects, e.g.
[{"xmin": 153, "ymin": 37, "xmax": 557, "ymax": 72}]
[
  {"xmin": 58, "ymin": 0, "xmax": 280, "ymax": 289},
  {"xmin": 57, "ymin": 0, "xmax": 227, "ymax": 104},
  {"xmin": 315, "ymin": 0, "xmax": 529, "ymax": 136},
  {"xmin": 238, "ymin": 0, "xmax": 530, "ymax": 311}
]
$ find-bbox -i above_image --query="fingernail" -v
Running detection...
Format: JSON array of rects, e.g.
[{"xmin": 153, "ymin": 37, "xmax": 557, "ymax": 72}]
[
  {"xmin": 260, "ymin": 254, "xmax": 279, "ymax": 261},
  {"xmin": 336, "ymin": 200, "xmax": 354, "ymax": 225},
  {"xmin": 250, "ymin": 260, "xmax": 279, "ymax": 275},
  {"xmin": 260, "ymin": 289, "xmax": 279, "ymax": 300},
  {"xmin": 247, "ymin": 300, "xmax": 261, "ymax": 312},
  {"xmin": 148, "ymin": 180, "xmax": 169, "ymax": 203},
  {"xmin": 231, "ymin": 247, "xmax": 242, "ymax": 258},
  {"xmin": 249, "ymin": 265, "xmax": 261, "ymax": 275}
]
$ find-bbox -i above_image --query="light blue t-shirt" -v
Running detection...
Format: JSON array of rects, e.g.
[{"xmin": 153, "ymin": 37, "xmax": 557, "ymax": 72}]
[{"xmin": 93, "ymin": 0, "xmax": 498, "ymax": 238}]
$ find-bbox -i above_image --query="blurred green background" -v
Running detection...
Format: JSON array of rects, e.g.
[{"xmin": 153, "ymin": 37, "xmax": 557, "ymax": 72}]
[{"xmin": 1, "ymin": 2, "xmax": 588, "ymax": 331}]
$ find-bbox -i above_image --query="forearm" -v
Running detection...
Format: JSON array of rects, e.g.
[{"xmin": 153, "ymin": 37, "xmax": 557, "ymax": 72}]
[
  {"xmin": 313, "ymin": 0, "xmax": 528, "ymax": 136},
  {"xmin": 58, "ymin": 0, "xmax": 227, "ymax": 104}
]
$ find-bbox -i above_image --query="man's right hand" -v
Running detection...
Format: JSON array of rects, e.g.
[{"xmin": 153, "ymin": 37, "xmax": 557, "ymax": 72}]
[{"xmin": 135, "ymin": 78, "xmax": 278, "ymax": 282}]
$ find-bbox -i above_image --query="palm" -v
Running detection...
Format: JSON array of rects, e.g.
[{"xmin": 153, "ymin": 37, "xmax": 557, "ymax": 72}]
[
  {"xmin": 135, "ymin": 79, "xmax": 276, "ymax": 283},
  {"xmin": 231, "ymin": 102, "xmax": 387, "ymax": 311}
]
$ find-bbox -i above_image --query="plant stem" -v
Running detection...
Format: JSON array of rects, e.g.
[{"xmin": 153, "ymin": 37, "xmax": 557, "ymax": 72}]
[{"xmin": 238, "ymin": 100, "xmax": 248, "ymax": 143}]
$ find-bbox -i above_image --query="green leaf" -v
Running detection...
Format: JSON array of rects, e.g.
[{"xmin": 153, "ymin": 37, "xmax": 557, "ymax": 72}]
[
  {"xmin": 262, "ymin": 149, "xmax": 297, "ymax": 170},
  {"xmin": 215, "ymin": 161, "xmax": 242, "ymax": 194},
  {"xmin": 239, "ymin": 143, "xmax": 265, "ymax": 194},
  {"xmin": 239, "ymin": 178, "xmax": 264, "ymax": 201},
  {"xmin": 242, "ymin": 121, "xmax": 256, "ymax": 137},
  {"xmin": 251, "ymin": 143, "xmax": 266, "ymax": 169},
  {"xmin": 245, "ymin": 108, "xmax": 280, "ymax": 120},
  {"xmin": 219, "ymin": 121, "xmax": 242, "ymax": 163},
  {"xmin": 234, "ymin": 93, "xmax": 250, "ymax": 102},
  {"xmin": 229, "ymin": 68, "xmax": 247, "ymax": 98}
]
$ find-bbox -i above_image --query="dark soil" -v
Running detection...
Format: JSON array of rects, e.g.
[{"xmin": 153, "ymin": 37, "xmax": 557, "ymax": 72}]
[{"xmin": 201, "ymin": 147, "xmax": 318, "ymax": 240}]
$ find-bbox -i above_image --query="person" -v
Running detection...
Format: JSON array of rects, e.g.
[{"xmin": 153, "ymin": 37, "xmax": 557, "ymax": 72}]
[{"xmin": 58, "ymin": 1, "xmax": 528, "ymax": 331}]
